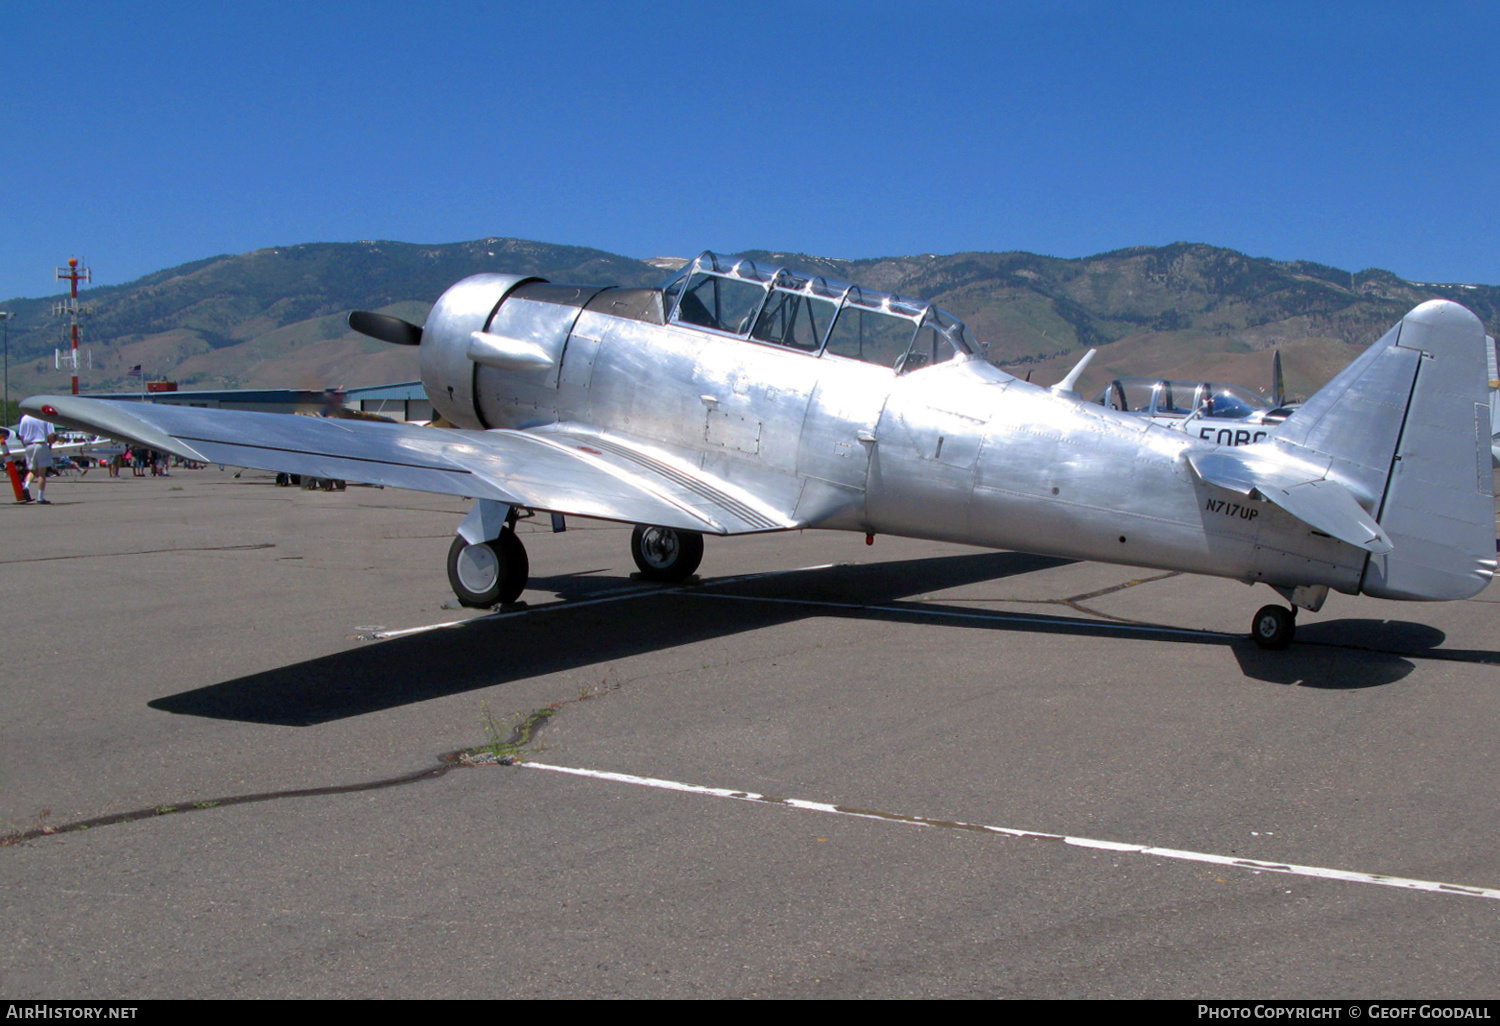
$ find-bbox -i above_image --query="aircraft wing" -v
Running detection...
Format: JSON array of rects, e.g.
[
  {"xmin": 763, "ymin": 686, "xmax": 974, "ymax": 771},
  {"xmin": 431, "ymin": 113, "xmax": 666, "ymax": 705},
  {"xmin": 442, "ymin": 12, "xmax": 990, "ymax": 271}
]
[
  {"xmin": 1187, "ymin": 448, "xmax": 1394, "ymax": 554},
  {"xmin": 22, "ymin": 395, "xmax": 793, "ymax": 535}
]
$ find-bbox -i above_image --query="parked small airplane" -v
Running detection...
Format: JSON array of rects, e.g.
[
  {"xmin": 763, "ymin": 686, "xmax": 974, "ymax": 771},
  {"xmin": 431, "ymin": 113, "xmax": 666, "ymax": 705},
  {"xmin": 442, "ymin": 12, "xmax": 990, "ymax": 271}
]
[
  {"xmin": 23, "ymin": 251, "xmax": 1497, "ymax": 649},
  {"xmin": 1090, "ymin": 360, "xmax": 1295, "ymax": 448}
]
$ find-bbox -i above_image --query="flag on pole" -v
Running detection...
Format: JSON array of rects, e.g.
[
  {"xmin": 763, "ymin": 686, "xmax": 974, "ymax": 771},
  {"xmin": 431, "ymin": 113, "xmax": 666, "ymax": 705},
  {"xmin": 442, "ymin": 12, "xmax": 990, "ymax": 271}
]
[{"xmin": 126, "ymin": 365, "xmax": 142, "ymax": 378}]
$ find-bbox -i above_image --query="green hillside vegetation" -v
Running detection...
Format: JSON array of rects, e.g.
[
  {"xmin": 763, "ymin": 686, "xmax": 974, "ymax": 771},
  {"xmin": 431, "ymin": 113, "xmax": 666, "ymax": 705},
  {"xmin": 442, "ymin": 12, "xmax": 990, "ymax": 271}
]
[{"xmin": 2, "ymin": 238, "xmax": 1495, "ymax": 400}]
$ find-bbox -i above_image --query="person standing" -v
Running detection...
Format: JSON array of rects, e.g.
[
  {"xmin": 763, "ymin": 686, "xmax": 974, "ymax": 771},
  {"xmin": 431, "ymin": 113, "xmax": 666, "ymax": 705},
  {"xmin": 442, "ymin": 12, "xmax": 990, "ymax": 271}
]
[
  {"xmin": 0, "ymin": 426, "xmax": 27, "ymax": 502},
  {"xmin": 18, "ymin": 412, "xmax": 56, "ymax": 504}
]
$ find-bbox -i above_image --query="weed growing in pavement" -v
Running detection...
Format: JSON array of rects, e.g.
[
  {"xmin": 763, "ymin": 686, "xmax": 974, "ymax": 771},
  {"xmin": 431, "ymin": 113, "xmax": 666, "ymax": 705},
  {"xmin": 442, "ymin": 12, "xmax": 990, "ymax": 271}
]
[{"xmin": 469, "ymin": 700, "xmax": 556, "ymax": 763}]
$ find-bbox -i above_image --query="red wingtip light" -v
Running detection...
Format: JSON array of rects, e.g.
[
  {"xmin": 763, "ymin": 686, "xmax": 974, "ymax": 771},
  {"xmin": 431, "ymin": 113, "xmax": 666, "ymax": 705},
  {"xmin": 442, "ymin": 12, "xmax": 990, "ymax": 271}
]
[{"xmin": 41, "ymin": 405, "xmax": 58, "ymax": 417}]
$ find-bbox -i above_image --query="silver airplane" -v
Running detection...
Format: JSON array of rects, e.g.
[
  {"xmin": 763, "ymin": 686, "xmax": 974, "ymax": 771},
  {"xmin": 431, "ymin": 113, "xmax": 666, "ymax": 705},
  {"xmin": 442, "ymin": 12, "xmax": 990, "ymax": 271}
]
[{"xmin": 22, "ymin": 250, "xmax": 1497, "ymax": 650}]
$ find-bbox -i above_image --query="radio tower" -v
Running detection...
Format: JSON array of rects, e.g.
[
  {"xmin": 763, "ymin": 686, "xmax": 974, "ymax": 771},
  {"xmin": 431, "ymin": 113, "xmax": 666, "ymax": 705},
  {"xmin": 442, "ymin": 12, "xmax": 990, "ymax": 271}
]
[{"xmin": 54, "ymin": 256, "xmax": 92, "ymax": 395}]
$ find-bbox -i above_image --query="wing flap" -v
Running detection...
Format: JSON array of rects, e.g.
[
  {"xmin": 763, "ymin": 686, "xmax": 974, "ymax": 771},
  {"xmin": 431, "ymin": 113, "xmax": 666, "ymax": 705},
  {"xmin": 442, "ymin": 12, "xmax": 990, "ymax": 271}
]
[{"xmin": 1188, "ymin": 449, "xmax": 1393, "ymax": 554}]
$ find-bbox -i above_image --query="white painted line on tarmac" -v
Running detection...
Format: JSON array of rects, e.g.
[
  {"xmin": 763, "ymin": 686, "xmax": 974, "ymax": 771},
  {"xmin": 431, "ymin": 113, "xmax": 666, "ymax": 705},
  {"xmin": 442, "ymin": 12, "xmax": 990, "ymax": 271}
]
[
  {"xmin": 518, "ymin": 760, "xmax": 1500, "ymax": 902},
  {"xmin": 363, "ymin": 586, "xmax": 662, "ymax": 639}
]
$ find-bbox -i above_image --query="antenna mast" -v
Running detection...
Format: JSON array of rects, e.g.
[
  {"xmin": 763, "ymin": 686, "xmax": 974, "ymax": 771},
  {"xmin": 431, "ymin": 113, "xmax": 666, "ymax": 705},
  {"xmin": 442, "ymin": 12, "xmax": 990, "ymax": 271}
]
[{"xmin": 53, "ymin": 256, "xmax": 92, "ymax": 395}]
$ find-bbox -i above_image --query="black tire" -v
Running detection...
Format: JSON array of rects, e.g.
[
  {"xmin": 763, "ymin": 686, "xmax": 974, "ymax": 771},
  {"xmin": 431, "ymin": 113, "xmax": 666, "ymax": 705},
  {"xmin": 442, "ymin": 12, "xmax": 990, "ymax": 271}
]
[
  {"xmin": 496, "ymin": 529, "xmax": 529, "ymax": 603},
  {"xmin": 447, "ymin": 530, "xmax": 529, "ymax": 608},
  {"xmin": 630, "ymin": 525, "xmax": 704, "ymax": 582},
  {"xmin": 1251, "ymin": 604, "xmax": 1295, "ymax": 650}
]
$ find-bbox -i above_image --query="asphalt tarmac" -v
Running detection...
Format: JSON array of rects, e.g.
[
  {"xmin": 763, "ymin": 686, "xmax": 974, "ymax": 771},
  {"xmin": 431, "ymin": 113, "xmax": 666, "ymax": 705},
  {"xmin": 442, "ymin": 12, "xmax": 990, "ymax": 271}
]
[{"xmin": 3, "ymin": 467, "xmax": 1499, "ymax": 998}]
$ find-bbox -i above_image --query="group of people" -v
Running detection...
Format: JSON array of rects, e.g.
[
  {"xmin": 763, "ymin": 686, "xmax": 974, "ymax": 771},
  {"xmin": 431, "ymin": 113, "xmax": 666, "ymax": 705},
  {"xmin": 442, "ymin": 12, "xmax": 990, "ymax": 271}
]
[
  {"xmin": 0, "ymin": 413, "xmax": 58, "ymax": 504},
  {"xmin": 118, "ymin": 446, "xmax": 169, "ymax": 477}
]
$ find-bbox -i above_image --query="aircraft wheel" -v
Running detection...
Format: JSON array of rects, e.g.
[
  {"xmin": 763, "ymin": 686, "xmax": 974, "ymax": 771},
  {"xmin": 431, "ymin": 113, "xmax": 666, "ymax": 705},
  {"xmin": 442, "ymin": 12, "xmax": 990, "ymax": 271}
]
[
  {"xmin": 1251, "ymin": 605, "xmax": 1295, "ymax": 650},
  {"xmin": 447, "ymin": 529, "xmax": 529, "ymax": 608},
  {"xmin": 630, "ymin": 525, "xmax": 704, "ymax": 582}
]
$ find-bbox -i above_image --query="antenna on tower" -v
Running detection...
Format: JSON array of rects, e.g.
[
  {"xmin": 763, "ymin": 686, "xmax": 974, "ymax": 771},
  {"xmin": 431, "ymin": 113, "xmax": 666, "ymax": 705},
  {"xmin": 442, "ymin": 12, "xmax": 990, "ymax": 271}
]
[{"xmin": 53, "ymin": 256, "xmax": 93, "ymax": 395}]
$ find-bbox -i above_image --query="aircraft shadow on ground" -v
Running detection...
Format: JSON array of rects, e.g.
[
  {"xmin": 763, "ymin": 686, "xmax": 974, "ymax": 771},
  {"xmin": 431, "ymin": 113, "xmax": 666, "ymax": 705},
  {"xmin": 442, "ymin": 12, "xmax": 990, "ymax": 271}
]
[{"xmin": 148, "ymin": 552, "xmax": 1482, "ymax": 725}]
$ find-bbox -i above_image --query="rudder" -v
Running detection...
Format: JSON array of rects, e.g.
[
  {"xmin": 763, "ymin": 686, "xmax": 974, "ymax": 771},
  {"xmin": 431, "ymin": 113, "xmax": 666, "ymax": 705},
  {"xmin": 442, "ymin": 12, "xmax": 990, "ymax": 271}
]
[
  {"xmin": 1360, "ymin": 301, "xmax": 1495, "ymax": 599},
  {"xmin": 1268, "ymin": 300, "xmax": 1495, "ymax": 600}
]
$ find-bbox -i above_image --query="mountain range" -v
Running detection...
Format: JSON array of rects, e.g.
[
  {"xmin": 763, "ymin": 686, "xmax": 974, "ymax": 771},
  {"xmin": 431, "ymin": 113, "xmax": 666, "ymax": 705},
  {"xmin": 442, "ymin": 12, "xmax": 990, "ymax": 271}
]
[{"xmin": 3, "ymin": 237, "xmax": 1496, "ymax": 408}]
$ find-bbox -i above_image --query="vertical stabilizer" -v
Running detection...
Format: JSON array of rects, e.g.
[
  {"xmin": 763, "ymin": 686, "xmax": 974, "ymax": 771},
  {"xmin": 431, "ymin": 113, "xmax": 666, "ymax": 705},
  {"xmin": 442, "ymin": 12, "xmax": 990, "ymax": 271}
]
[
  {"xmin": 1347, "ymin": 302, "xmax": 1492, "ymax": 599},
  {"xmin": 1270, "ymin": 300, "xmax": 1494, "ymax": 600}
]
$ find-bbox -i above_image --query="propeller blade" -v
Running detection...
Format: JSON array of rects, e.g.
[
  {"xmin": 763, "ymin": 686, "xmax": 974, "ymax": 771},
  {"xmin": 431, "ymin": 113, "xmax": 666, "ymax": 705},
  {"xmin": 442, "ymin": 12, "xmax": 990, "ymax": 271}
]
[{"xmin": 349, "ymin": 311, "xmax": 423, "ymax": 346}]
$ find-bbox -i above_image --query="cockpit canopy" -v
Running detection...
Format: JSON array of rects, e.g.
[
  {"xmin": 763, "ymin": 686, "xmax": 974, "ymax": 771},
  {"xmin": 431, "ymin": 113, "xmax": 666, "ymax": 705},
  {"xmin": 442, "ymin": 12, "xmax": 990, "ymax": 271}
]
[
  {"xmin": 1093, "ymin": 377, "xmax": 1272, "ymax": 419},
  {"xmin": 661, "ymin": 251, "xmax": 980, "ymax": 373}
]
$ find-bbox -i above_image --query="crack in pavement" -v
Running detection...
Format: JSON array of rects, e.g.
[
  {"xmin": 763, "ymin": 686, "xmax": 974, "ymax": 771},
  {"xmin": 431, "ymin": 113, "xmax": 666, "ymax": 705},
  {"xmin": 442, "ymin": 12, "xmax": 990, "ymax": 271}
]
[
  {"xmin": 1059, "ymin": 570, "xmax": 1184, "ymax": 624},
  {"xmin": 0, "ymin": 543, "xmax": 275, "ymax": 564},
  {"xmin": 0, "ymin": 693, "xmax": 603, "ymax": 848},
  {"xmin": 0, "ymin": 763, "xmax": 454, "ymax": 848}
]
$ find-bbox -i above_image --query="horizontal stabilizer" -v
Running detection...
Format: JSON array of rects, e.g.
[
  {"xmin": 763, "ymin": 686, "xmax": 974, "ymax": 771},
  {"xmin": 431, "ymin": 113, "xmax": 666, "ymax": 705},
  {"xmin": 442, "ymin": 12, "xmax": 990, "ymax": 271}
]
[{"xmin": 1188, "ymin": 450, "xmax": 1393, "ymax": 554}]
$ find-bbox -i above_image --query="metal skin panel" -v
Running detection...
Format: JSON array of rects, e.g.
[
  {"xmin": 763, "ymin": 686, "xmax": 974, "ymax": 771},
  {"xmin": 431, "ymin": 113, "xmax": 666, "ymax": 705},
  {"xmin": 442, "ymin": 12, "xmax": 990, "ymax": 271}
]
[
  {"xmin": 901, "ymin": 360, "xmax": 1368, "ymax": 594},
  {"xmin": 866, "ymin": 363, "xmax": 1001, "ymax": 537},
  {"xmin": 472, "ymin": 284, "xmax": 607, "ymax": 430},
  {"xmin": 587, "ymin": 316, "xmax": 710, "ymax": 455},
  {"xmin": 793, "ymin": 355, "xmax": 893, "ymax": 527},
  {"xmin": 685, "ymin": 326, "xmax": 820, "ymax": 521},
  {"xmin": 419, "ymin": 273, "xmax": 537, "ymax": 428},
  {"xmin": 555, "ymin": 308, "xmax": 625, "ymax": 420},
  {"xmin": 487, "ymin": 284, "xmax": 608, "ymax": 387},
  {"xmin": 690, "ymin": 328, "xmax": 820, "ymax": 475}
]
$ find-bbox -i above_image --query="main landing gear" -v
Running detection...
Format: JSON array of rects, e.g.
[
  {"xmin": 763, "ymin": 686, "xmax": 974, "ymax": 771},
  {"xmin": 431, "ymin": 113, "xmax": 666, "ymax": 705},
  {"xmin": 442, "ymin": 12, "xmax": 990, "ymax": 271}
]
[
  {"xmin": 445, "ymin": 513, "xmax": 707, "ymax": 608},
  {"xmin": 448, "ymin": 529, "xmax": 529, "ymax": 608},
  {"xmin": 630, "ymin": 525, "xmax": 704, "ymax": 582},
  {"xmin": 1251, "ymin": 604, "xmax": 1296, "ymax": 650}
]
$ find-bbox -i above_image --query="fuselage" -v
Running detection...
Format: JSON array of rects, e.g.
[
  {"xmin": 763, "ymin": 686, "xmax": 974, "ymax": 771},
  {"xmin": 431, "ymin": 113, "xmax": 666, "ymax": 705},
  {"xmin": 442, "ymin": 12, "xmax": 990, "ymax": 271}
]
[{"xmin": 422, "ymin": 275, "xmax": 1366, "ymax": 598}]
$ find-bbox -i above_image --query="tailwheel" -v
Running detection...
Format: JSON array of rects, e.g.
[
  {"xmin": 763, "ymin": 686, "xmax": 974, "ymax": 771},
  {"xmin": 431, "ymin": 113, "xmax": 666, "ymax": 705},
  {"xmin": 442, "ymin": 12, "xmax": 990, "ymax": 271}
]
[
  {"xmin": 630, "ymin": 525, "xmax": 704, "ymax": 582},
  {"xmin": 1251, "ymin": 604, "xmax": 1296, "ymax": 650},
  {"xmin": 447, "ymin": 529, "xmax": 529, "ymax": 608}
]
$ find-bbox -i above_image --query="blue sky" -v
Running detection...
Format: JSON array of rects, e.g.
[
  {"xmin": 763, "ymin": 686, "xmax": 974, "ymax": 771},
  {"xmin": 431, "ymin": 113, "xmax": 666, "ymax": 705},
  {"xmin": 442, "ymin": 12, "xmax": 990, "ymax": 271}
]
[{"xmin": 2, "ymin": 0, "xmax": 1497, "ymax": 301}]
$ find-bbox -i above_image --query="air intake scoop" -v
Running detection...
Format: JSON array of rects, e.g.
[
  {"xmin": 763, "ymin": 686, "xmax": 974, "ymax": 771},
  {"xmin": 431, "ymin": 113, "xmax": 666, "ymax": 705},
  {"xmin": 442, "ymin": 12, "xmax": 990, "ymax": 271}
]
[{"xmin": 467, "ymin": 331, "xmax": 556, "ymax": 371}]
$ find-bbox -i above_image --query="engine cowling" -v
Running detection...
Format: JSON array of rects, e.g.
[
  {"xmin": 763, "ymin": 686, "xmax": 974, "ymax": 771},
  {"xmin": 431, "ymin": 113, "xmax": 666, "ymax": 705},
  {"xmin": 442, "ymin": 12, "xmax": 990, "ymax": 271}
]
[{"xmin": 418, "ymin": 273, "xmax": 539, "ymax": 428}]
